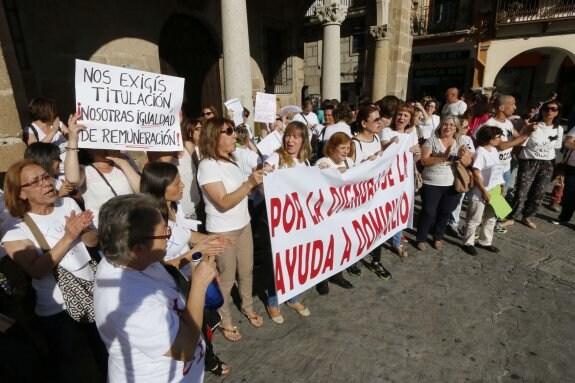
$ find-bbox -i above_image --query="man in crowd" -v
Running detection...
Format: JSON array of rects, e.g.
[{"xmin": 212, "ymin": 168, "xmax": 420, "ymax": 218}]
[{"xmin": 442, "ymin": 87, "xmax": 467, "ymax": 117}]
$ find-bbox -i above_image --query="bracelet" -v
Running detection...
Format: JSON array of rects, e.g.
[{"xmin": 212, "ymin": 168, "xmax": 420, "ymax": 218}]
[{"xmin": 65, "ymin": 147, "xmax": 80, "ymax": 152}]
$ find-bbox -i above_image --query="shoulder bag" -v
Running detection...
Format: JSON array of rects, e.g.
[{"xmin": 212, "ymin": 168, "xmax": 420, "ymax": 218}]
[{"xmin": 23, "ymin": 214, "xmax": 97, "ymax": 323}]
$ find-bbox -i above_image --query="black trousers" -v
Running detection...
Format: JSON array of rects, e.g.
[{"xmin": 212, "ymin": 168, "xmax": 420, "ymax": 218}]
[{"xmin": 416, "ymin": 184, "xmax": 462, "ymax": 242}]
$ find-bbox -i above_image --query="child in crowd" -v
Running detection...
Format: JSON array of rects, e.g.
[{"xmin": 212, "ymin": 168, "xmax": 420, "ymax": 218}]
[{"xmin": 461, "ymin": 125, "xmax": 505, "ymax": 256}]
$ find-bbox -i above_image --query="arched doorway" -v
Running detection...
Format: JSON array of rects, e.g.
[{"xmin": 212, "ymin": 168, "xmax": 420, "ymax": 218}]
[
  {"xmin": 159, "ymin": 15, "xmax": 222, "ymax": 119},
  {"xmin": 493, "ymin": 48, "xmax": 574, "ymax": 115}
]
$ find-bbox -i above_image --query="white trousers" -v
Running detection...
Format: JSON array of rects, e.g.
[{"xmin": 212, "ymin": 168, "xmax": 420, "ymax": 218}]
[{"xmin": 463, "ymin": 199, "xmax": 497, "ymax": 246}]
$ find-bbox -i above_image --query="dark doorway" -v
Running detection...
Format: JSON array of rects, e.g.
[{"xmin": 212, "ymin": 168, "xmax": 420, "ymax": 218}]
[{"xmin": 159, "ymin": 15, "xmax": 221, "ymax": 118}]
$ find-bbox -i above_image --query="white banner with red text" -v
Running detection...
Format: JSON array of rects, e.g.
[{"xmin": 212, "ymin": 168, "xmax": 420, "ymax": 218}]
[{"xmin": 264, "ymin": 136, "xmax": 414, "ymax": 304}]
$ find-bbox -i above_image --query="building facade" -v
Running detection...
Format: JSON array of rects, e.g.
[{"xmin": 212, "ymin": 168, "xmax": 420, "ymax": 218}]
[{"xmin": 409, "ymin": 0, "xmax": 575, "ymax": 114}]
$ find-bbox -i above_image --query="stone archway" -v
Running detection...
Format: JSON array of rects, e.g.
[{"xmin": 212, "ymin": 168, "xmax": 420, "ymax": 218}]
[{"xmin": 159, "ymin": 14, "xmax": 222, "ymax": 119}]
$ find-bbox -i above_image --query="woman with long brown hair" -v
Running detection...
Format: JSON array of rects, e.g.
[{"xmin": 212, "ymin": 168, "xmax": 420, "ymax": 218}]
[{"xmin": 197, "ymin": 118, "xmax": 264, "ymax": 341}]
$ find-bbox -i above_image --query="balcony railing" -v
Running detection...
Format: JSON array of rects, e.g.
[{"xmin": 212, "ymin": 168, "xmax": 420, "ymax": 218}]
[
  {"xmin": 413, "ymin": 0, "xmax": 472, "ymax": 36},
  {"xmin": 305, "ymin": 0, "xmax": 366, "ymax": 17},
  {"xmin": 496, "ymin": 0, "xmax": 575, "ymax": 25}
]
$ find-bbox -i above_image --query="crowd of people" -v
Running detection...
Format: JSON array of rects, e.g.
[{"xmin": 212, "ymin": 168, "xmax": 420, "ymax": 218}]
[{"xmin": 0, "ymin": 87, "xmax": 574, "ymax": 382}]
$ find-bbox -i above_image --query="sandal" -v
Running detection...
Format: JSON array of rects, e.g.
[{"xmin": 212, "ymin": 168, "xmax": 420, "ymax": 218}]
[
  {"xmin": 266, "ymin": 306, "xmax": 284, "ymax": 324},
  {"xmin": 205, "ymin": 355, "xmax": 230, "ymax": 377},
  {"xmin": 521, "ymin": 217, "xmax": 537, "ymax": 229},
  {"xmin": 218, "ymin": 325, "xmax": 242, "ymax": 342},
  {"xmin": 241, "ymin": 310, "xmax": 264, "ymax": 328},
  {"xmin": 394, "ymin": 245, "xmax": 408, "ymax": 259},
  {"xmin": 285, "ymin": 301, "xmax": 311, "ymax": 317}
]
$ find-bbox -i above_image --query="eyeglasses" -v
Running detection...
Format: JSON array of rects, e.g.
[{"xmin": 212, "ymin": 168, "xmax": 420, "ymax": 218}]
[
  {"xmin": 220, "ymin": 127, "xmax": 234, "ymax": 136},
  {"xmin": 144, "ymin": 225, "xmax": 172, "ymax": 240},
  {"xmin": 369, "ymin": 117, "xmax": 382, "ymax": 123},
  {"xmin": 21, "ymin": 173, "xmax": 53, "ymax": 188},
  {"xmin": 201, "ymin": 111, "xmax": 214, "ymax": 117},
  {"xmin": 542, "ymin": 107, "xmax": 559, "ymax": 112}
]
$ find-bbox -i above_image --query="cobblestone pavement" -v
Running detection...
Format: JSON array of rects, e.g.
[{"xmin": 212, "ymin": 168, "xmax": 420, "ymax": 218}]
[{"xmin": 207, "ymin": 202, "xmax": 575, "ymax": 383}]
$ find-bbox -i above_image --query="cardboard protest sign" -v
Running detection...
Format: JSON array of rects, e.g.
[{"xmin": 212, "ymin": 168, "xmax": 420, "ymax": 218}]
[
  {"xmin": 256, "ymin": 130, "xmax": 283, "ymax": 157},
  {"xmin": 75, "ymin": 59, "xmax": 184, "ymax": 151},
  {"xmin": 224, "ymin": 98, "xmax": 244, "ymax": 127},
  {"xmin": 254, "ymin": 92, "xmax": 276, "ymax": 123},
  {"xmin": 263, "ymin": 137, "xmax": 414, "ymax": 304}
]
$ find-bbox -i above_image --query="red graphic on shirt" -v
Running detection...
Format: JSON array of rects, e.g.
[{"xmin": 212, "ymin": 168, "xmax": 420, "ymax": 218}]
[{"xmin": 181, "ymin": 341, "xmax": 205, "ymax": 376}]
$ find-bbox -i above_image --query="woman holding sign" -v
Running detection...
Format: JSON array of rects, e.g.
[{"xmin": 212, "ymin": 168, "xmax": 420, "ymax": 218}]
[
  {"xmin": 64, "ymin": 114, "xmax": 141, "ymax": 228},
  {"xmin": 262, "ymin": 121, "xmax": 313, "ymax": 323},
  {"xmin": 348, "ymin": 104, "xmax": 393, "ymax": 278},
  {"xmin": 197, "ymin": 118, "xmax": 265, "ymax": 341}
]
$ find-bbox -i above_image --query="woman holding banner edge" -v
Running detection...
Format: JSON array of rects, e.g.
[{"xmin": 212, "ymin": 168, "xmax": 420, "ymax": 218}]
[{"xmin": 262, "ymin": 121, "xmax": 313, "ymax": 323}]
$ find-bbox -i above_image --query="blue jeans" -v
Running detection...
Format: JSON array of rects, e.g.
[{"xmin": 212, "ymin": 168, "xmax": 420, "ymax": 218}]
[{"xmin": 390, "ymin": 231, "xmax": 402, "ymax": 248}]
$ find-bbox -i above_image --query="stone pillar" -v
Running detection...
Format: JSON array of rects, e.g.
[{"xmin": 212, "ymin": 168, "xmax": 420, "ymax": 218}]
[
  {"xmin": 316, "ymin": 3, "xmax": 347, "ymax": 101},
  {"xmin": 370, "ymin": 24, "xmax": 389, "ymax": 101},
  {"xmin": 221, "ymin": 0, "xmax": 253, "ymax": 112}
]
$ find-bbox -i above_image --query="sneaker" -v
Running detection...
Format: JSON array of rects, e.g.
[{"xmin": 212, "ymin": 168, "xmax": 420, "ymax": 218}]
[
  {"xmin": 475, "ymin": 243, "xmax": 500, "ymax": 253},
  {"xmin": 462, "ymin": 244, "xmax": 478, "ymax": 256},
  {"xmin": 401, "ymin": 235, "xmax": 408, "ymax": 243},
  {"xmin": 446, "ymin": 226, "xmax": 461, "ymax": 238},
  {"xmin": 347, "ymin": 263, "xmax": 362, "ymax": 276},
  {"xmin": 315, "ymin": 281, "xmax": 329, "ymax": 295},
  {"xmin": 368, "ymin": 261, "xmax": 392, "ymax": 281},
  {"xmin": 494, "ymin": 226, "xmax": 507, "ymax": 234},
  {"xmin": 551, "ymin": 219, "xmax": 568, "ymax": 225}
]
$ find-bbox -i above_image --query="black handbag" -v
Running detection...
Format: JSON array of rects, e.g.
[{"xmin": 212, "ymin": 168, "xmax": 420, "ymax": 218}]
[{"xmin": 23, "ymin": 214, "xmax": 97, "ymax": 323}]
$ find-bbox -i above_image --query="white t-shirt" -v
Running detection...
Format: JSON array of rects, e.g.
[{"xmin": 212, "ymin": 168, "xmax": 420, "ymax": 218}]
[
  {"xmin": 441, "ymin": 100, "xmax": 467, "ymax": 118},
  {"xmin": 380, "ymin": 128, "xmax": 419, "ymax": 149},
  {"xmin": 293, "ymin": 111, "xmax": 320, "ymax": 128},
  {"xmin": 94, "ymin": 259, "xmax": 205, "ymax": 383},
  {"xmin": 470, "ymin": 146, "xmax": 504, "ymax": 201},
  {"xmin": 322, "ymin": 122, "xmax": 352, "ymax": 142},
  {"xmin": 24, "ymin": 122, "xmax": 68, "ymax": 172},
  {"xmin": 352, "ymin": 135, "xmax": 381, "ymax": 165},
  {"xmin": 459, "ymin": 135, "xmax": 476, "ymax": 153},
  {"xmin": 479, "ymin": 118, "xmax": 515, "ymax": 173},
  {"xmin": 520, "ymin": 123, "xmax": 563, "ymax": 161},
  {"xmin": 421, "ymin": 136, "xmax": 460, "ymax": 187},
  {"xmin": 197, "ymin": 158, "xmax": 250, "ymax": 233},
  {"xmin": 264, "ymin": 152, "xmax": 309, "ymax": 169},
  {"xmin": 1, "ymin": 198, "xmax": 93, "ymax": 316},
  {"xmin": 80, "ymin": 165, "xmax": 135, "ymax": 228},
  {"xmin": 233, "ymin": 147, "xmax": 259, "ymax": 180},
  {"xmin": 315, "ymin": 156, "xmax": 354, "ymax": 170},
  {"xmin": 565, "ymin": 127, "xmax": 575, "ymax": 167},
  {"xmin": 173, "ymin": 150, "xmax": 200, "ymax": 218}
]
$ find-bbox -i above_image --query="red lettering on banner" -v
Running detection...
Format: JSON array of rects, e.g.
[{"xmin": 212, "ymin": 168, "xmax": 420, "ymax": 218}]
[
  {"xmin": 306, "ymin": 189, "xmax": 325, "ymax": 225},
  {"xmin": 285, "ymin": 247, "xmax": 297, "ymax": 290},
  {"xmin": 297, "ymin": 243, "xmax": 311, "ymax": 285},
  {"xmin": 353, "ymin": 219, "xmax": 366, "ymax": 256},
  {"xmin": 275, "ymin": 252, "xmax": 286, "ymax": 294},
  {"xmin": 323, "ymin": 235, "xmax": 334, "ymax": 273},
  {"xmin": 400, "ymin": 192, "xmax": 410, "ymax": 224},
  {"xmin": 309, "ymin": 240, "xmax": 322, "ymax": 279},
  {"xmin": 396, "ymin": 152, "xmax": 408, "ymax": 182},
  {"xmin": 269, "ymin": 193, "xmax": 307, "ymax": 237},
  {"xmin": 340, "ymin": 227, "xmax": 352, "ymax": 265}
]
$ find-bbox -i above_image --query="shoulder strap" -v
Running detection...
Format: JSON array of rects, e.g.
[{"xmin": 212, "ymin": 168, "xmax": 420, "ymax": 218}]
[
  {"xmin": 23, "ymin": 214, "xmax": 51, "ymax": 252},
  {"xmin": 23, "ymin": 124, "xmax": 40, "ymax": 144},
  {"xmin": 89, "ymin": 164, "xmax": 118, "ymax": 196},
  {"xmin": 319, "ymin": 126, "xmax": 327, "ymax": 140},
  {"xmin": 300, "ymin": 113, "xmax": 308, "ymax": 125},
  {"xmin": 344, "ymin": 159, "xmax": 349, "ymax": 169},
  {"xmin": 351, "ymin": 137, "xmax": 362, "ymax": 151}
]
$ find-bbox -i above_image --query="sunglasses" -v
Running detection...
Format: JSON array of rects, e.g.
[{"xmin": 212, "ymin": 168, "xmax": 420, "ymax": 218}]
[
  {"xmin": 542, "ymin": 107, "xmax": 559, "ymax": 112},
  {"xmin": 201, "ymin": 111, "xmax": 214, "ymax": 117},
  {"xmin": 220, "ymin": 127, "xmax": 234, "ymax": 136},
  {"xmin": 21, "ymin": 173, "xmax": 53, "ymax": 189},
  {"xmin": 144, "ymin": 225, "xmax": 172, "ymax": 240}
]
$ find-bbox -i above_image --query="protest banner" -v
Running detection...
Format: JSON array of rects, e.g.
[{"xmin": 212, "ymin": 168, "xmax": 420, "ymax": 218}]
[
  {"xmin": 75, "ymin": 59, "xmax": 185, "ymax": 151},
  {"xmin": 224, "ymin": 98, "xmax": 244, "ymax": 127},
  {"xmin": 263, "ymin": 137, "xmax": 414, "ymax": 304},
  {"xmin": 254, "ymin": 92, "xmax": 276, "ymax": 123}
]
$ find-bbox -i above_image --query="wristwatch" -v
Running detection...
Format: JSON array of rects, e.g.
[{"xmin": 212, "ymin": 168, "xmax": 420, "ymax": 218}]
[{"xmin": 191, "ymin": 252, "xmax": 202, "ymax": 264}]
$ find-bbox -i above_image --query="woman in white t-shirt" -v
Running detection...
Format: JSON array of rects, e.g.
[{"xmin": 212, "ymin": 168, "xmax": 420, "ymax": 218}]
[
  {"xmin": 314, "ymin": 132, "xmax": 355, "ymax": 295},
  {"xmin": 197, "ymin": 118, "xmax": 264, "ymax": 342},
  {"xmin": 140, "ymin": 161, "xmax": 232, "ymax": 377},
  {"xmin": 262, "ymin": 121, "xmax": 313, "ymax": 323},
  {"xmin": 348, "ymin": 104, "xmax": 393, "ymax": 278},
  {"xmin": 2, "ymin": 159, "xmax": 107, "ymax": 381},
  {"xmin": 95, "ymin": 194, "xmax": 217, "ymax": 383},
  {"xmin": 461, "ymin": 126, "xmax": 505, "ymax": 256},
  {"xmin": 416, "ymin": 116, "xmax": 472, "ymax": 251},
  {"xmin": 23, "ymin": 98, "xmax": 69, "ymax": 172},
  {"xmin": 509, "ymin": 100, "xmax": 564, "ymax": 229},
  {"xmin": 64, "ymin": 115, "xmax": 141, "ymax": 228},
  {"xmin": 380, "ymin": 103, "xmax": 420, "ymax": 259}
]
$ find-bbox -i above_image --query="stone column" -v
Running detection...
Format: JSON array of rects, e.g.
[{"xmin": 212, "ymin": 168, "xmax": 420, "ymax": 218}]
[
  {"xmin": 316, "ymin": 3, "xmax": 347, "ymax": 101},
  {"xmin": 221, "ymin": 0, "xmax": 253, "ymax": 112},
  {"xmin": 370, "ymin": 24, "xmax": 389, "ymax": 101}
]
